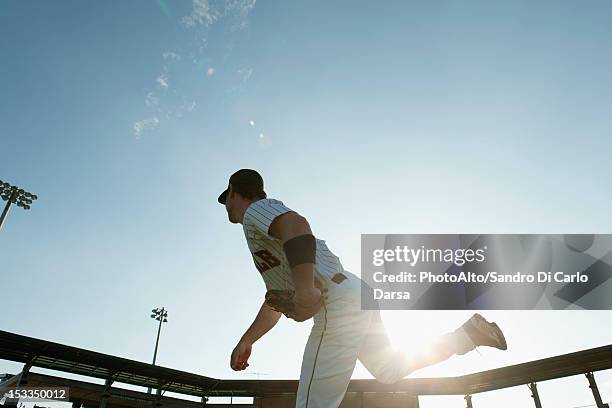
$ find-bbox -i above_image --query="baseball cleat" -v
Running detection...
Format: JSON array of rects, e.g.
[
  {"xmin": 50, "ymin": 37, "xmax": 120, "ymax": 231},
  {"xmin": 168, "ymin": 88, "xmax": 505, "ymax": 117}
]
[{"xmin": 454, "ymin": 313, "xmax": 507, "ymax": 355}]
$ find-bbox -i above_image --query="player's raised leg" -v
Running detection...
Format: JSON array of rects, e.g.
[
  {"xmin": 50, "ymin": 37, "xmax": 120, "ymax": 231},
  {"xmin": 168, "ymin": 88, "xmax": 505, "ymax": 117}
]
[{"xmin": 357, "ymin": 311, "xmax": 508, "ymax": 384}]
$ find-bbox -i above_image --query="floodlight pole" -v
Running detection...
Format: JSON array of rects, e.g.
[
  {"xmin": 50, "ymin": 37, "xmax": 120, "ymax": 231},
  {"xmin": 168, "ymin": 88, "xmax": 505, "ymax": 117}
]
[
  {"xmin": 0, "ymin": 188, "xmax": 17, "ymax": 231},
  {"xmin": 152, "ymin": 307, "xmax": 165, "ymax": 366},
  {"xmin": 147, "ymin": 307, "xmax": 168, "ymax": 396},
  {"xmin": 0, "ymin": 181, "xmax": 38, "ymax": 232}
]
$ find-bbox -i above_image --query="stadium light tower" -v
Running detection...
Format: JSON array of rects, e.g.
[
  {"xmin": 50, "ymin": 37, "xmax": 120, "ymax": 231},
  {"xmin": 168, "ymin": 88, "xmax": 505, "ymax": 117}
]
[
  {"xmin": 0, "ymin": 179, "xmax": 38, "ymax": 232},
  {"xmin": 147, "ymin": 307, "xmax": 168, "ymax": 394}
]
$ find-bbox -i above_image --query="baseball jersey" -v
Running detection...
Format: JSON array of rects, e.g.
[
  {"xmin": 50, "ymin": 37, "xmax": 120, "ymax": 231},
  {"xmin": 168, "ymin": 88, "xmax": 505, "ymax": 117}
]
[{"xmin": 242, "ymin": 198, "xmax": 344, "ymax": 291}]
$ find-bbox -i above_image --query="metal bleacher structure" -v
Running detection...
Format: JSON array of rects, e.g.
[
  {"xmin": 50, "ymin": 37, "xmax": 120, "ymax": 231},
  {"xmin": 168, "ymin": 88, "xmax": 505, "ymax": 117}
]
[{"xmin": 0, "ymin": 330, "xmax": 611, "ymax": 408}]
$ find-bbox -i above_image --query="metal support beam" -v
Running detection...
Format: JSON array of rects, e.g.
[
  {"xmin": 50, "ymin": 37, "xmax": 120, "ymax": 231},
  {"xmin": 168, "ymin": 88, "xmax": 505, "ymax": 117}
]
[
  {"xmin": 0, "ymin": 373, "xmax": 22, "ymax": 391},
  {"xmin": 528, "ymin": 382, "xmax": 543, "ymax": 408},
  {"xmin": 465, "ymin": 394, "xmax": 473, "ymax": 408},
  {"xmin": 16, "ymin": 361, "xmax": 33, "ymax": 387},
  {"xmin": 152, "ymin": 386, "xmax": 163, "ymax": 407},
  {"xmin": 99, "ymin": 378, "xmax": 113, "ymax": 408},
  {"xmin": 0, "ymin": 362, "xmax": 34, "ymax": 407},
  {"xmin": 585, "ymin": 372, "xmax": 607, "ymax": 408}
]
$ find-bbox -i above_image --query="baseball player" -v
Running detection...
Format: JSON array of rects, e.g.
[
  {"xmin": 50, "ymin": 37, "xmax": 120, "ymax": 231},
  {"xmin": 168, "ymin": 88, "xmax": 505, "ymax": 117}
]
[{"xmin": 219, "ymin": 169, "xmax": 508, "ymax": 408}]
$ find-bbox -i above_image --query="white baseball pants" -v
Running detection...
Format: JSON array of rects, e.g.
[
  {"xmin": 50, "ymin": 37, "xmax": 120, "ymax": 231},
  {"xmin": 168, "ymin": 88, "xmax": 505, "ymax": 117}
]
[{"xmin": 295, "ymin": 270, "xmax": 467, "ymax": 408}]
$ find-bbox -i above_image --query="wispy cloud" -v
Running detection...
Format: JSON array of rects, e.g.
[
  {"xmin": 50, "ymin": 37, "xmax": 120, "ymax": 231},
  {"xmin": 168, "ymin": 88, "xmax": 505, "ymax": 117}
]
[
  {"xmin": 132, "ymin": 0, "xmax": 257, "ymax": 138},
  {"xmin": 156, "ymin": 73, "xmax": 169, "ymax": 90},
  {"xmin": 181, "ymin": 0, "xmax": 219, "ymax": 28},
  {"xmin": 162, "ymin": 51, "xmax": 181, "ymax": 61},
  {"xmin": 133, "ymin": 117, "xmax": 160, "ymax": 137},
  {"xmin": 230, "ymin": 0, "xmax": 256, "ymax": 31},
  {"xmin": 145, "ymin": 92, "xmax": 160, "ymax": 108},
  {"xmin": 181, "ymin": 0, "xmax": 256, "ymax": 31}
]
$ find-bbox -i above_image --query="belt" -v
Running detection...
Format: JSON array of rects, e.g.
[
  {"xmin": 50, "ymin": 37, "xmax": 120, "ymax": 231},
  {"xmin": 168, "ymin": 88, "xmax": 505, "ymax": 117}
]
[
  {"xmin": 331, "ymin": 272, "xmax": 347, "ymax": 284},
  {"xmin": 315, "ymin": 272, "xmax": 347, "ymax": 289}
]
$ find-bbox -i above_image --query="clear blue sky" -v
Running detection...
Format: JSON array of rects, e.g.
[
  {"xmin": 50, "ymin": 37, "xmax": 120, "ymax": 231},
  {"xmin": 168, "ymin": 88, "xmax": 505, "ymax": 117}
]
[{"xmin": 1, "ymin": 1, "xmax": 611, "ymax": 407}]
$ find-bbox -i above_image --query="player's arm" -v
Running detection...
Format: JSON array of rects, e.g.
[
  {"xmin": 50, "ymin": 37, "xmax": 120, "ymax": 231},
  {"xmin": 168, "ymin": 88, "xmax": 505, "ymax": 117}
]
[
  {"xmin": 242, "ymin": 299, "xmax": 283, "ymax": 343},
  {"xmin": 231, "ymin": 299, "xmax": 282, "ymax": 371},
  {"xmin": 268, "ymin": 212, "xmax": 322, "ymax": 311}
]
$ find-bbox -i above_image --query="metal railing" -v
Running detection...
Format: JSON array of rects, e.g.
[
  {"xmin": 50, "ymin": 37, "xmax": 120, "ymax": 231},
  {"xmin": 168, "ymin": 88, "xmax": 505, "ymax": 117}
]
[{"xmin": 1, "ymin": 330, "xmax": 611, "ymax": 407}]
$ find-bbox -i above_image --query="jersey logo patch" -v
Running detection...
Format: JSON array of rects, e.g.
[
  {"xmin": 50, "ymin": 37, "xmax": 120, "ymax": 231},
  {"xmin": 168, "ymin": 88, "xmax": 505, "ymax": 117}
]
[{"xmin": 252, "ymin": 250, "xmax": 281, "ymax": 273}]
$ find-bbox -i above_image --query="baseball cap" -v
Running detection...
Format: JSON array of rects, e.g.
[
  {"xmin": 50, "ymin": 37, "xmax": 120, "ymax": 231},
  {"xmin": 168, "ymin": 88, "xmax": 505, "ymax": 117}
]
[{"xmin": 217, "ymin": 169, "xmax": 265, "ymax": 204}]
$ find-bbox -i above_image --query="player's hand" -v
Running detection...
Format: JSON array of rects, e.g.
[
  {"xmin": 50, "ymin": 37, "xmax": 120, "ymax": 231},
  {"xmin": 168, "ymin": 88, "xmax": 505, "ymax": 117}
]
[
  {"xmin": 230, "ymin": 340, "xmax": 252, "ymax": 371},
  {"xmin": 292, "ymin": 287, "xmax": 328, "ymax": 322}
]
